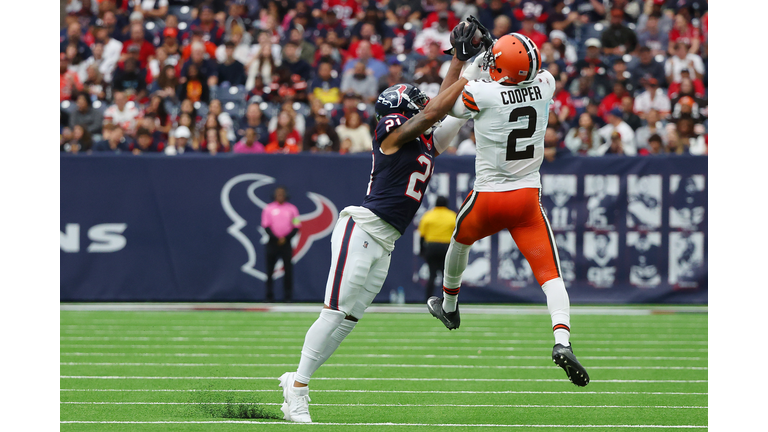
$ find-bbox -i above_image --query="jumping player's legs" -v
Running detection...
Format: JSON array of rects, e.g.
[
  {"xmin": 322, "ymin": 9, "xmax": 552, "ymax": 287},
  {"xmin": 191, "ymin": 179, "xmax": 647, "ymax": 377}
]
[{"xmin": 507, "ymin": 189, "xmax": 570, "ymax": 346}]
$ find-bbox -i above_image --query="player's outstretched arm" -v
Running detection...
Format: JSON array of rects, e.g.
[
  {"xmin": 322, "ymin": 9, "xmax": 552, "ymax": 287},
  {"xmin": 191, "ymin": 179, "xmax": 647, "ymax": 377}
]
[{"xmin": 380, "ymin": 58, "xmax": 468, "ymax": 155}]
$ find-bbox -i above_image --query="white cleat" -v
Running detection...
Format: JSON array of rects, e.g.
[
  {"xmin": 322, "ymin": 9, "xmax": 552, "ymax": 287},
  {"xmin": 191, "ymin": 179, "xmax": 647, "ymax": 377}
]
[{"xmin": 278, "ymin": 372, "xmax": 312, "ymax": 423}]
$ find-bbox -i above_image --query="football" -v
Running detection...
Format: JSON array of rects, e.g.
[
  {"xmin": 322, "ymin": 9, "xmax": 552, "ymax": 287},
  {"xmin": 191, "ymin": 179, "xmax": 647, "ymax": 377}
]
[{"xmin": 450, "ymin": 20, "xmax": 484, "ymax": 48}]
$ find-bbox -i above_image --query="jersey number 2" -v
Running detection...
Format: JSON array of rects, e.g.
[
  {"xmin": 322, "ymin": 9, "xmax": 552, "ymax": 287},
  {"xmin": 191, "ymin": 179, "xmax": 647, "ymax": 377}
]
[
  {"xmin": 506, "ymin": 106, "xmax": 537, "ymax": 161},
  {"xmin": 405, "ymin": 155, "xmax": 433, "ymax": 202}
]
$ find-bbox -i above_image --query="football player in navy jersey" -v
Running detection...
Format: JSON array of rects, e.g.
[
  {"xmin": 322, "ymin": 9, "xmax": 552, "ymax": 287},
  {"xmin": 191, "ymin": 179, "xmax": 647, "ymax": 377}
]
[{"xmin": 277, "ymin": 20, "xmax": 492, "ymax": 423}]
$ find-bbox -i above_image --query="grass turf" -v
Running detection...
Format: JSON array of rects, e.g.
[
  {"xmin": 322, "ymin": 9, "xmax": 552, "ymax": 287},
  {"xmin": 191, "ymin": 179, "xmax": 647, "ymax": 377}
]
[{"xmin": 60, "ymin": 309, "xmax": 707, "ymax": 431}]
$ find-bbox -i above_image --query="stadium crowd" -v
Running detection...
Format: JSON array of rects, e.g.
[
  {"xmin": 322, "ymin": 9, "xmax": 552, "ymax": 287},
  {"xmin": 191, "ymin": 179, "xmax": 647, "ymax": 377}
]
[{"xmin": 60, "ymin": 0, "xmax": 708, "ymax": 156}]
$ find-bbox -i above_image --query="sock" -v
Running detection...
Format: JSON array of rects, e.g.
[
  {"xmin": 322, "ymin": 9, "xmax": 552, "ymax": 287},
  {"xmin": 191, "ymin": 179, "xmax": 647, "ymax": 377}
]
[
  {"xmin": 442, "ymin": 239, "xmax": 471, "ymax": 312},
  {"xmin": 542, "ymin": 278, "xmax": 571, "ymax": 346},
  {"xmin": 295, "ymin": 308, "xmax": 345, "ymax": 384},
  {"xmin": 316, "ymin": 318, "xmax": 357, "ymax": 365}
]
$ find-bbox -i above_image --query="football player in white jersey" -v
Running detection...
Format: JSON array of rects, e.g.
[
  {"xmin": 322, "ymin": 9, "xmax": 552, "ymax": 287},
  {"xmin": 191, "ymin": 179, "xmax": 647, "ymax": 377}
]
[{"xmin": 427, "ymin": 33, "xmax": 590, "ymax": 387}]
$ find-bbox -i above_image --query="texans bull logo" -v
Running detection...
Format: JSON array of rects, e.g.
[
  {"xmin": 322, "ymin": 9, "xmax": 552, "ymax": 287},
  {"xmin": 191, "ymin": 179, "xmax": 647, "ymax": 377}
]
[
  {"xmin": 221, "ymin": 173, "xmax": 338, "ymax": 281},
  {"xmin": 378, "ymin": 84, "xmax": 407, "ymax": 107}
]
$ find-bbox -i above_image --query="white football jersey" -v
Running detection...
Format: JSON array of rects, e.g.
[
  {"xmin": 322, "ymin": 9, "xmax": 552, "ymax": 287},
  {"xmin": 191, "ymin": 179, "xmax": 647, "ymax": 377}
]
[{"xmin": 450, "ymin": 70, "xmax": 556, "ymax": 192}]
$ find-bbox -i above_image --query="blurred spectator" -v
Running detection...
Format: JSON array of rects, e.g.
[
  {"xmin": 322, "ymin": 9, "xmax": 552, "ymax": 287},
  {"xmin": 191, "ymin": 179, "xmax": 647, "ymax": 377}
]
[
  {"xmin": 202, "ymin": 128, "xmax": 227, "ymax": 155},
  {"xmin": 289, "ymin": 25, "xmax": 317, "ymax": 66},
  {"xmin": 599, "ymin": 108, "xmax": 636, "ymax": 155},
  {"xmin": 633, "ymin": 77, "xmax": 671, "ymax": 119},
  {"xmin": 246, "ymin": 38, "xmax": 279, "ymax": 90},
  {"xmin": 378, "ymin": 58, "xmax": 405, "ymax": 94},
  {"xmin": 209, "ymin": 99, "xmax": 236, "ymax": 143},
  {"xmin": 121, "ymin": 23, "xmax": 156, "ymax": 69},
  {"xmin": 456, "ymin": 130, "xmax": 476, "ymax": 156},
  {"xmin": 65, "ymin": 41, "xmax": 90, "ymax": 84},
  {"xmin": 138, "ymin": 114, "xmax": 166, "ymax": 143},
  {"xmin": 352, "ymin": 8, "xmax": 394, "ymax": 52},
  {"xmin": 336, "ymin": 111, "xmax": 372, "ymax": 154},
  {"xmin": 344, "ymin": 40, "xmax": 388, "ymax": 79},
  {"xmin": 413, "ymin": 12, "xmax": 452, "ymax": 55},
  {"xmin": 190, "ymin": 4, "xmax": 225, "ymax": 45},
  {"xmin": 134, "ymin": 0, "xmax": 169, "ymax": 21},
  {"xmin": 63, "ymin": 124, "xmax": 93, "ymax": 154},
  {"xmin": 417, "ymin": 195, "xmax": 456, "ymax": 301},
  {"xmin": 309, "ymin": 61, "xmax": 342, "ymax": 105},
  {"xmin": 619, "ymin": 95, "xmax": 642, "ymax": 131},
  {"xmin": 181, "ymin": 28, "xmax": 218, "ymax": 62},
  {"xmin": 160, "ymin": 27, "xmax": 182, "ymax": 61},
  {"xmin": 177, "ymin": 63, "xmax": 210, "ymax": 103},
  {"xmin": 491, "ymin": 15, "xmax": 513, "ymax": 40},
  {"xmin": 331, "ymin": 91, "xmax": 366, "ymax": 127},
  {"xmin": 676, "ymin": 117, "xmax": 707, "ymax": 155},
  {"xmin": 237, "ymin": 103, "xmax": 269, "ymax": 143},
  {"xmin": 543, "ymin": 127, "xmax": 570, "ymax": 162},
  {"xmin": 668, "ymin": 72, "xmax": 705, "ymax": 99},
  {"xmin": 547, "ymin": 111, "xmax": 569, "ymax": 141},
  {"xmin": 424, "ymin": 0, "xmax": 459, "ymax": 31},
  {"xmin": 548, "ymin": 30, "xmax": 577, "ymax": 65},
  {"xmin": 603, "ymin": 130, "xmax": 627, "ymax": 155},
  {"xmin": 164, "ymin": 125, "xmax": 195, "ymax": 155},
  {"xmin": 130, "ymin": 127, "xmax": 166, "ymax": 154},
  {"xmin": 637, "ymin": 0, "xmax": 674, "ymax": 36},
  {"xmin": 517, "ymin": 14, "xmax": 548, "ymax": 49},
  {"xmin": 169, "ymin": 112, "xmax": 200, "ymax": 150},
  {"xmin": 233, "ymin": 128, "xmax": 266, "ymax": 153},
  {"xmin": 203, "ymin": 112, "xmax": 231, "ymax": 151},
  {"xmin": 60, "ymin": 53, "xmax": 84, "ymax": 102},
  {"xmin": 670, "ymin": 95, "xmax": 706, "ymax": 123},
  {"xmin": 149, "ymin": 64, "xmax": 179, "ymax": 100},
  {"xmin": 104, "ymin": 91, "xmax": 140, "ymax": 135},
  {"xmin": 601, "ymin": 8, "xmax": 637, "ymax": 57},
  {"xmin": 282, "ymin": 41, "xmax": 312, "ymax": 82},
  {"xmin": 101, "ymin": 10, "xmax": 122, "ymax": 42},
  {"xmin": 348, "ymin": 22, "xmax": 387, "ymax": 62},
  {"xmin": 70, "ymin": 93, "xmax": 104, "ymax": 138},
  {"xmin": 83, "ymin": 64, "xmax": 107, "ymax": 101},
  {"xmin": 541, "ymin": 42, "xmax": 567, "ymax": 76},
  {"xmin": 414, "ymin": 57, "xmax": 443, "ymax": 99},
  {"xmin": 570, "ymin": 38, "xmax": 610, "ymax": 95},
  {"xmin": 389, "ymin": 6, "xmax": 418, "ymax": 55},
  {"xmin": 92, "ymin": 24, "xmax": 123, "ymax": 82},
  {"xmin": 565, "ymin": 112, "xmax": 604, "ymax": 155},
  {"xmin": 269, "ymin": 103, "xmax": 306, "ymax": 135},
  {"xmin": 60, "ymin": 127, "xmax": 72, "ymax": 152},
  {"xmin": 217, "ymin": 41, "xmax": 246, "ymax": 86},
  {"xmin": 630, "ymin": 46, "xmax": 667, "ymax": 89},
  {"xmin": 636, "ymin": 13, "xmax": 669, "ymax": 57},
  {"xmin": 93, "ymin": 124, "xmax": 131, "ymax": 153},
  {"xmin": 181, "ymin": 42, "xmax": 219, "ymax": 87},
  {"xmin": 665, "ymin": 42, "xmax": 704, "ymax": 83},
  {"xmin": 387, "ymin": 1, "xmax": 423, "ymax": 24},
  {"xmin": 215, "ymin": 25, "xmax": 250, "ymax": 64},
  {"xmin": 477, "ymin": 0, "xmax": 514, "ymax": 31},
  {"xmin": 668, "ymin": 13, "xmax": 701, "ymax": 55},
  {"xmin": 142, "ymin": 94, "xmax": 172, "ymax": 136},
  {"xmin": 303, "ymin": 112, "xmax": 341, "ymax": 153},
  {"xmin": 598, "ymin": 81, "xmax": 630, "ymax": 122},
  {"xmin": 635, "ymin": 109, "xmax": 667, "ymax": 150},
  {"xmin": 112, "ymin": 57, "xmax": 148, "ymax": 100},
  {"xmin": 266, "ymin": 110, "xmax": 302, "ymax": 153},
  {"xmin": 547, "ymin": 3, "xmax": 580, "ymax": 39},
  {"xmin": 640, "ymin": 133, "xmax": 667, "ymax": 156},
  {"xmin": 608, "ymin": 57, "xmax": 634, "ymax": 93},
  {"xmin": 61, "ymin": 21, "xmax": 92, "ymax": 59},
  {"xmin": 341, "ymin": 61, "xmax": 378, "ymax": 104}
]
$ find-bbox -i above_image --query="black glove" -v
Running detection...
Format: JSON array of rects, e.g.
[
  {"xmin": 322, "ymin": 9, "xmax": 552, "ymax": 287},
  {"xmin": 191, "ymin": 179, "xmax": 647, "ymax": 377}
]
[
  {"xmin": 444, "ymin": 21, "xmax": 483, "ymax": 61},
  {"xmin": 466, "ymin": 15, "xmax": 494, "ymax": 50}
]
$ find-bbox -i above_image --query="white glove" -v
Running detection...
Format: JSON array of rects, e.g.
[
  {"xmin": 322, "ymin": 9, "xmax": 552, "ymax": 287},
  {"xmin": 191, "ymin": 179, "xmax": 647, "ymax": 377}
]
[{"xmin": 462, "ymin": 54, "xmax": 486, "ymax": 81}]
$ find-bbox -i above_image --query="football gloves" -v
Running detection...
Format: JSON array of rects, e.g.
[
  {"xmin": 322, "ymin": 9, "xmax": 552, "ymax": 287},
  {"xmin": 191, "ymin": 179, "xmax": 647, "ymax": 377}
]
[{"xmin": 444, "ymin": 16, "xmax": 494, "ymax": 61}]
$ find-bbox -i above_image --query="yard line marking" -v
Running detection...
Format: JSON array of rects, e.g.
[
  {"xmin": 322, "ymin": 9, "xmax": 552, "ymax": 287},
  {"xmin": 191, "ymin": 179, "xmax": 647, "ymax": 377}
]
[
  {"xmin": 58, "ymin": 344, "xmax": 709, "ymax": 353},
  {"xmin": 59, "ymin": 421, "xmax": 708, "ymax": 428},
  {"xmin": 60, "ymin": 402, "xmax": 708, "ymax": 409},
  {"xmin": 58, "ymin": 352, "xmax": 706, "ymax": 361},
  {"xmin": 59, "ymin": 363, "xmax": 708, "ymax": 370},
  {"xmin": 60, "ymin": 389, "xmax": 708, "ymax": 395},
  {"xmin": 59, "ymin": 329, "xmax": 705, "ymax": 340},
  {"xmin": 59, "ymin": 376, "xmax": 707, "ymax": 383},
  {"xmin": 59, "ymin": 336, "xmax": 708, "ymax": 345}
]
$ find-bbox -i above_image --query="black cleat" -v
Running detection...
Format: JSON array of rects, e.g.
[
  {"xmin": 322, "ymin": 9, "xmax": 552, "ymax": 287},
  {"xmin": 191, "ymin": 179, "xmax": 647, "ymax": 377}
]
[
  {"xmin": 427, "ymin": 296, "xmax": 460, "ymax": 330},
  {"xmin": 552, "ymin": 343, "xmax": 590, "ymax": 387}
]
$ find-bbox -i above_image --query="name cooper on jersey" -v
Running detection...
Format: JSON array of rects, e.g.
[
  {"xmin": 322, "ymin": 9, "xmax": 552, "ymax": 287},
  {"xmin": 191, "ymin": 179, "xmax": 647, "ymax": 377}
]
[{"xmin": 499, "ymin": 85, "xmax": 544, "ymax": 105}]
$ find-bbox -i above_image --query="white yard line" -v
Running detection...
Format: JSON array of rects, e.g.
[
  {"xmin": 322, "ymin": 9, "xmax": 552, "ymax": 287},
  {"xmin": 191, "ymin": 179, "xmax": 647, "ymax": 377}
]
[
  {"xmin": 59, "ymin": 376, "xmax": 707, "ymax": 383},
  {"xmin": 58, "ymin": 344, "xmax": 709, "ymax": 353},
  {"xmin": 59, "ymin": 352, "xmax": 706, "ymax": 361},
  {"xmin": 59, "ymin": 336, "xmax": 708, "ymax": 345},
  {"xmin": 60, "ymin": 401, "xmax": 707, "ymax": 409},
  {"xmin": 59, "ymin": 420, "xmax": 708, "ymax": 428},
  {"xmin": 60, "ymin": 388, "xmax": 708, "ymax": 395},
  {"xmin": 59, "ymin": 363, "xmax": 708, "ymax": 370},
  {"xmin": 60, "ymin": 302, "xmax": 708, "ymax": 315}
]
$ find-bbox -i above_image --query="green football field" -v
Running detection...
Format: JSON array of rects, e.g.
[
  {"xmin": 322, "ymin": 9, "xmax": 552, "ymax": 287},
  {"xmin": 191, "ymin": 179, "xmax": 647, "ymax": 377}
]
[{"xmin": 60, "ymin": 306, "xmax": 707, "ymax": 431}]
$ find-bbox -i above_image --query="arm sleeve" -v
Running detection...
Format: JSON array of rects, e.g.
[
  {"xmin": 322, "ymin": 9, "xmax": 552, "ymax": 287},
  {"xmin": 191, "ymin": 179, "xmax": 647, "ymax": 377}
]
[
  {"xmin": 291, "ymin": 205, "xmax": 301, "ymax": 228},
  {"xmin": 448, "ymin": 82, "xmax": 481, "ymax": 119},
  {"xmin": 432, "ymin": 115, "xmax": 468, "ymax": 154}
]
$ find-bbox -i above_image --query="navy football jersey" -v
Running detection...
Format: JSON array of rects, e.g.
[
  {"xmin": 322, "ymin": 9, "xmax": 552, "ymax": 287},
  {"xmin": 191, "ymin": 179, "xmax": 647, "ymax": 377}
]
[{"xmin": 362, "ymin": 113, "xmax": 437, "ymax": 234}]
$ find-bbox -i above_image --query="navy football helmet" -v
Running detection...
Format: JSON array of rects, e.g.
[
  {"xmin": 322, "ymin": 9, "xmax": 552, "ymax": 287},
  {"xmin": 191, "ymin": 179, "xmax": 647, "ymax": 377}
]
[{"xmin": 374, "ymin": 83, "xmax": 430, "ymax": 121}]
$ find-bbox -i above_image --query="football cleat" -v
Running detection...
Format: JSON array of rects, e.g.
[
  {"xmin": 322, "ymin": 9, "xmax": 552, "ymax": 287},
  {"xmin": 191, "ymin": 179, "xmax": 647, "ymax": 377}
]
[
  {"xmin": 278, "ymin": 372, "xmax": 312, "ymax": 423},
  {"xmin": 552, "ymin": 344, "xmax": 590, "ymax": 387},
  {"xmin": 427, "ymin": 296, "xmax": 461, "ymax": 330}
]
